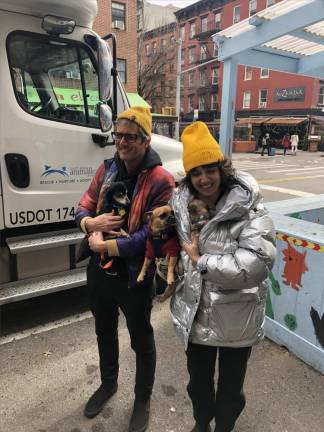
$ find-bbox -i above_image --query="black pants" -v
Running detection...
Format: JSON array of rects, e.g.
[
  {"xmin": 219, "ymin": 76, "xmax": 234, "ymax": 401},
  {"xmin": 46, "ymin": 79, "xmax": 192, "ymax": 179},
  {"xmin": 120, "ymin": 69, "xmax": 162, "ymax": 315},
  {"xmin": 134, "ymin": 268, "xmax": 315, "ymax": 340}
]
[
  {"xmin": 186, "ymin": 343, "xmax": 252, "ymax": 432},
  {"xmin": 87, "ymin": 258, "xmax": 156, "ymax": 401},
  {"xmin": 261, "ymin": 145, "xmax": 269, "ymax": 156}
]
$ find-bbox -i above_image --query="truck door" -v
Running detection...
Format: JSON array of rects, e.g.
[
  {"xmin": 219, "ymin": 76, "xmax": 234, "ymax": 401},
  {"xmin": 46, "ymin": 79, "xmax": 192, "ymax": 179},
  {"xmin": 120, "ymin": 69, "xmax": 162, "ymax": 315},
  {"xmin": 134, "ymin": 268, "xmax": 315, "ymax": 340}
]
[{"xmin": 1, "ymin": 28, "xmax": 122, "ymax": 229}]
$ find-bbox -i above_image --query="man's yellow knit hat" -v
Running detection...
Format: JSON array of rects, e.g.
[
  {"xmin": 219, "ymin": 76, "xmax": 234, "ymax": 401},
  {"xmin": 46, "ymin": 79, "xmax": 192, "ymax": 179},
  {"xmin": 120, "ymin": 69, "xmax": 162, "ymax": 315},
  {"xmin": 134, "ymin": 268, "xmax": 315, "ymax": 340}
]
[
  {"xmin": 117, "ymin": 106, "xmax": 152, "ymax": 137},
  {"xmin": 181, "ymin": 121, "xmax": 224, "ymax": 173}
]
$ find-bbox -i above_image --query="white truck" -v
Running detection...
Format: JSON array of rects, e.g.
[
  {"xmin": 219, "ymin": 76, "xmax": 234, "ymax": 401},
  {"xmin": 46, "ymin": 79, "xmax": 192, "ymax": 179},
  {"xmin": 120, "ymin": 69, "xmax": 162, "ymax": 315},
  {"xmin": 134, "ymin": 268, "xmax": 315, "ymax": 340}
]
[{"xmin": 0, "ymin": 0, "xmax": 182, "ymax": 320}]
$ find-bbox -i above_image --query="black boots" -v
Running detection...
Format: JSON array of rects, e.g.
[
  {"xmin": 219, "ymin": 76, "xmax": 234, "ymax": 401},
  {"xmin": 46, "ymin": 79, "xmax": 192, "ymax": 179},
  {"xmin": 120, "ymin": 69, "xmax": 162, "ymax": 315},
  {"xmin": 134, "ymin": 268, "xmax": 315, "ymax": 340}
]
[
  {"xmin": 128, "ymin": 398, "xmax": 151, "ymax": 432},
  {"xmin": 84, "ymin": 383, "xmax": 118, "ymax": 418},
  {"xmin": 190, "ymin": 423, "xmax": 211, "ymax": 432}
]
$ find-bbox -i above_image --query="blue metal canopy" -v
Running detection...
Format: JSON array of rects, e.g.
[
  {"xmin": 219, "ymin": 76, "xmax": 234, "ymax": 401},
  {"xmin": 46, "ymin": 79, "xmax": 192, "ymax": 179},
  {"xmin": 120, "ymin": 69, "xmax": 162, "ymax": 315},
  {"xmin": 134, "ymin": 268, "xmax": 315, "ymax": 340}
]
[{"xmin": 213, "ymin": 0, "xmax": 324, "ymax": 155}]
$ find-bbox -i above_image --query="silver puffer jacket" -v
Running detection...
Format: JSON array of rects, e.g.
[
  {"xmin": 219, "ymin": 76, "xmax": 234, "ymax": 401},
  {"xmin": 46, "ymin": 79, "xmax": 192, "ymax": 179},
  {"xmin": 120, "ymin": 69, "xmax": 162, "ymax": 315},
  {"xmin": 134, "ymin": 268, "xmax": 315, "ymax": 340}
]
[{"xmin": 170, "ymin": 171, "xmax": 276, "ymax": 349}]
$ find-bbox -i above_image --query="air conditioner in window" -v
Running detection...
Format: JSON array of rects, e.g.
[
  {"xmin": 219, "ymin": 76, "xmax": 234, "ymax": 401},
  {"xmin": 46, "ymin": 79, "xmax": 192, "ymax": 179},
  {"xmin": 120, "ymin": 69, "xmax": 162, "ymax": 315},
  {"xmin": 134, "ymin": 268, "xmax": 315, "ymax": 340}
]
[
  {"xmin": 71, "ymin": 71, "xmax": 80, "ymax": 79},
  {"xmin": 113, "ymin": 20, "xmax": 125, "ymax": 30},
  {"xmin": 259, "ymin": 102, "xmax": 267, "ymax": 108},
  {"xmin": 65, "ymin": 71, "xmax": 72, "ymax": 79}
]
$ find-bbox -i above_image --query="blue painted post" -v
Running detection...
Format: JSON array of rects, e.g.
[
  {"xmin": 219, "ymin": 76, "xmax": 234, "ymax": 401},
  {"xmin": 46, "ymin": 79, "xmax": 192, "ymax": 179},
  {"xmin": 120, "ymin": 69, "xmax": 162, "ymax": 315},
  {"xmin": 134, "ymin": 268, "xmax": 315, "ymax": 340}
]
[{"xmin": 219, "ymin": 59, "xmax": 237, "ymax": 157}]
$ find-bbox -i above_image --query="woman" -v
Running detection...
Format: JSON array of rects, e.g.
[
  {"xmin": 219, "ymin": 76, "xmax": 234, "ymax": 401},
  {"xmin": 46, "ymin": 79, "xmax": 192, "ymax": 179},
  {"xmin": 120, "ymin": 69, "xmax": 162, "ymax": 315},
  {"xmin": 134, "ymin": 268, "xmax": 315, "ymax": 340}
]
[
  {"xmin": 170, "ymin": 122, "xmax": 276, "ymax": 432},
  {"xmin": 282, "ymin": 133, "xmax": 290, "ymax": 156}
]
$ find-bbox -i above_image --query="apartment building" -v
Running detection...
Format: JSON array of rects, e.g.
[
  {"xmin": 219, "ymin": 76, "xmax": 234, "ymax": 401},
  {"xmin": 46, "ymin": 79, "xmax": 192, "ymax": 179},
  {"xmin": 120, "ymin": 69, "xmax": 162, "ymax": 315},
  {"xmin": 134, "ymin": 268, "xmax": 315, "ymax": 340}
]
[
  {"xmin": 176, "ymin": 0, "xmax": 324, "ymax": 143},
  {"xmin": 138, "ymin": 1, "xmax": 179, "ymax": 114},
  {"xmin": 93, "ymin": 0, "xmax": 138, "ymax": 92}
]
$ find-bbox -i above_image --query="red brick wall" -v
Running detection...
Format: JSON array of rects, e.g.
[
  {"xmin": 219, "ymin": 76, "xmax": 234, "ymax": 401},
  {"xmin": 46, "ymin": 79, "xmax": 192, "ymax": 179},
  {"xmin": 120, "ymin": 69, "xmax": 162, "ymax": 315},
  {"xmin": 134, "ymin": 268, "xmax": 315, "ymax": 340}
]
[{"xmin": 93, "ymin": 0, "xmax": 138, "ymax": 92}]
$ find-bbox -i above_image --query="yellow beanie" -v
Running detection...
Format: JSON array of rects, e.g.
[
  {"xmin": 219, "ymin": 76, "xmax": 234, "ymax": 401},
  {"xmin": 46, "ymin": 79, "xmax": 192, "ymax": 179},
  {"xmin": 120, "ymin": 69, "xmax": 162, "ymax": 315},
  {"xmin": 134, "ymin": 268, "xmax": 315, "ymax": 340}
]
[
  {"xmin": 117, "ymin": 106, "xmax": 152, "ymax": 137},
  {"xmin": 181, "ymin": 121, "xmax": 224, "ymax": 173}
]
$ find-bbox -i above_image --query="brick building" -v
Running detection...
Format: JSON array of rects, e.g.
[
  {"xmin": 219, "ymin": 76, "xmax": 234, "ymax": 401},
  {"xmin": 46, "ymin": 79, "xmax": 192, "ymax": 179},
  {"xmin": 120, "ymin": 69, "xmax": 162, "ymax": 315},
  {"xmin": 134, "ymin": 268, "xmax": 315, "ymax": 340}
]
[
  {"xmin": 93, "ymin": 0, "xmax": 138, "ymax": 92},
  {"xmin": 175, "ymin": 0, "xmax": 228, "ymax": 122},
  {"xmin": 176, "ymin": 0, "xmax": 324, "ymax": 145},
  {"xmin": 139, "ymin": 23, "xmax": 178, "ymax": 114},
  {"xmin": 138, "ymin": 1, "xmax": 179, "ymax": 114}
]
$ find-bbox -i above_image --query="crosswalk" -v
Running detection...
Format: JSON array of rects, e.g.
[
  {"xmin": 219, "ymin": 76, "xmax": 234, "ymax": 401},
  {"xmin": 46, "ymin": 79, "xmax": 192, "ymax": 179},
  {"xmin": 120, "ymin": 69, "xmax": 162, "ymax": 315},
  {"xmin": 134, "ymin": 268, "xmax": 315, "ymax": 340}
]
[{"xmin": 233, "ymin": 159, "xmax": 324, "ymax": 176}]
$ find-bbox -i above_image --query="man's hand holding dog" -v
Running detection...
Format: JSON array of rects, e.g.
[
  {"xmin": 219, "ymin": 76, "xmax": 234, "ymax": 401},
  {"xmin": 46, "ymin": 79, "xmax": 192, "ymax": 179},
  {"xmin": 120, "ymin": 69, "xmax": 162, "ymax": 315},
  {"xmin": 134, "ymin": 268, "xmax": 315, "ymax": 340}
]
[
  {"xmin": 183, "ymin": 233, "xmax": 200, "ymax": 264},
  {"xmin": 86, "ymin": 212, "xmax": 123, "ymax": 233}
]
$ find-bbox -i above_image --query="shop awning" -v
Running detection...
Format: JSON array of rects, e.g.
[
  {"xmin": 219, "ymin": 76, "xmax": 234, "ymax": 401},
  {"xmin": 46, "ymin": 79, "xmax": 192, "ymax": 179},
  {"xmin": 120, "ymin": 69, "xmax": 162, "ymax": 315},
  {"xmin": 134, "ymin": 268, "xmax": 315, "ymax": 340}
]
[
  {"xmin": 310, "ymin": 115, "xmax": 324, "ymax": 124},
  {"xmin": 236, "ymin": 117, "xmax": 270, "ymax": 125},
  {"xmin": 127, "ymin": 93, "xmax": 151, "ymax": 108},
  {"xmin": 264, "ymin": 117, "xmax": 308, "ymax": 125}
]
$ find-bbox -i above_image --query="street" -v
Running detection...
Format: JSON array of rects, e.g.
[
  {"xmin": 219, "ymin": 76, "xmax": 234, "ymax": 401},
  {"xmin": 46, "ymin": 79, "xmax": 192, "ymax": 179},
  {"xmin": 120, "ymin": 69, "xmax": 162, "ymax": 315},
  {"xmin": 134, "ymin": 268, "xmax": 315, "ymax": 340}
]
[{"xmin": 1, "ymin": 150, "xmax": 324, "ymax": 432}]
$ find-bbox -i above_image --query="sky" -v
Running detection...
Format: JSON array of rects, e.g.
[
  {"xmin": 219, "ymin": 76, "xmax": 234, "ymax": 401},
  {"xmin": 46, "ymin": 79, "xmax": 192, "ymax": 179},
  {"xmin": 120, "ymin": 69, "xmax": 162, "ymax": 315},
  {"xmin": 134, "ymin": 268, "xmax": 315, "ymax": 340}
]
[{"xmin": 148, "ymin": 0, "xmax": 198, "ymax": 8}]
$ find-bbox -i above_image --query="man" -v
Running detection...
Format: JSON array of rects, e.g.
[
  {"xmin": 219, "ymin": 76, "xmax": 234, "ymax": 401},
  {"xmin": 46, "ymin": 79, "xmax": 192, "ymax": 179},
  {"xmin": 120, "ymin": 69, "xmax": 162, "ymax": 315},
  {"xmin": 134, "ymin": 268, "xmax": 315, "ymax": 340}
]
[
  {"xmin": 261, "ymin": 132, "xmax": 270, "ymax": 156},
  {"xmin": 75, "ymin": 107, "xmax": 175, "ymax": 432},
  {"xmin": 290, "ymin": 132, "xmax": 299, "ymax": 155}
]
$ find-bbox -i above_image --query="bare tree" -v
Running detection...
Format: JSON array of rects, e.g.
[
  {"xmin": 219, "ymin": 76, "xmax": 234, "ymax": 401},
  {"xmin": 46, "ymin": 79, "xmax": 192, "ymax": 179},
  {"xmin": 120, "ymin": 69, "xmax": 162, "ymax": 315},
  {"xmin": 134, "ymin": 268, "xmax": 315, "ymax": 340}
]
[{"xmin": 137, "ymin": 2, "xmax": 177, "ymax": 112}]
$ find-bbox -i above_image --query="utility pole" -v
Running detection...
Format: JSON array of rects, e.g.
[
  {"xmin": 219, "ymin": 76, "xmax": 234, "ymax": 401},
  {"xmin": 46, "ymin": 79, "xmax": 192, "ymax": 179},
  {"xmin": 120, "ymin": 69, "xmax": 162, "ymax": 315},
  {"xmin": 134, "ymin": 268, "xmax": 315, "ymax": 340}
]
[{"xmin": 175, "ymin": 38, "xmax": 182, "ymax": 141}]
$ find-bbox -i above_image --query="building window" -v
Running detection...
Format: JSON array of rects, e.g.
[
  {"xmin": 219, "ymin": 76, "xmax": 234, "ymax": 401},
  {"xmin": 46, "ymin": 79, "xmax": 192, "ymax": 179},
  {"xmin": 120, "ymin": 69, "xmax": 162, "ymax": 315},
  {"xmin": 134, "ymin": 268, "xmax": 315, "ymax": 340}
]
[
  {"xmin": 112, "ymin": 2, "xmax": 126, "ymax": 30},
  {"xmin": 259, "ymin": 89, "xmax": 268, "ymax": 108},
  {"xmin": 260, "ymin": 68, "xmax": 269, "ymax": 78},
  {"xmin": 213, "ymin": 42, "xmax": 218, "ymax": 57},
  {"xmin": 233, "ymin": 6, "xmax": 241, "ymax": 24},
  {"xmin": 152, "ymin": 42, "xmax": 157, "ymax": 55},
  {"xmin": 199, "ymin": 70, "xmax": 207, "ymax": 87},
  {"xmin": 243, "ymin": 91, "xmax": 251, "ymax": 108},
  {"xmin": 117, "ymin": 58, "xmax": 126, "ymax": 83},
  {"xmin": 188, "ymin": 71, "xmax": 194, "ymax": 88},
  {"xmin": 180, "ymin": 25, "xmax": 185, "ymax": 40},
  {"xmin": 266, "ymin": 0, "xmax": 275, "ymax": 6},
  {"xmin": 170, "ymin": 36, "xmax": 176, "ymax": 45},
  {"xmin": 188, "ymin": 95, "xmax": 194, "ymax": 112},
  {"xmin": 199, "ymin": 95, "xmax": 205, "ymax": 111},
  {"xmin": 244, "ymin": 66, "xmax": 253, "ymax": 80},
  {"xmin": 189, "ymin": 46, "xmax": 196, "ymax": 63},
  {"xmin": 200, "ymin": 43, "xmax": 207, "ymax": 60},
  {"xmin": 318, "ymin": 81, "xmax": 324, "ymax": 104},
  {"xmin": 180, "ymin": 75, "xmax": 184, "ymax": 89},
  {"xmin": 249, "ymin": 0, "xmax": 257, "ymax": 16},
  {"xmin": 145, "ymin": 44, "xmax": 150, "ymax": 56},
  {"xmin": 214, "ymin": 12, "xmax": 221, "ymax": 30},
  {"xmin": 161, "ymin": 38, "xmax": 166, "ymax": 51},
  {"xmin": 181, "ymin": 49, "xmax": 185, "ymax": 65},
  {"xmin": 201, "ymin": 16, "xmax": 208, "ymax": 33},
  {"xmin": 211, "ymin": 94, "xmax": 217, "ymax": 111},
  {"xmin": 190, "ymin": 21, "xmax": 196, "ymax": 38},
  {"xmin": 212, "ymin": 68, "xmax": 218, "ymax": 85},
  {"xmin": 170, "ymin": 63, "xmax": 174, "ymax": 73}
]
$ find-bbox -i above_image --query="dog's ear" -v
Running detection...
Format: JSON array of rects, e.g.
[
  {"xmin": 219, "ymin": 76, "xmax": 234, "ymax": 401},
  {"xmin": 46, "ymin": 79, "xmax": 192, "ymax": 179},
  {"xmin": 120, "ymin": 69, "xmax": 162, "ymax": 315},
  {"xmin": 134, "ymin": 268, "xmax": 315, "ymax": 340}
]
[{"xmin": 143, "ymin": 211, "xmax": 153, "ymax": 224}]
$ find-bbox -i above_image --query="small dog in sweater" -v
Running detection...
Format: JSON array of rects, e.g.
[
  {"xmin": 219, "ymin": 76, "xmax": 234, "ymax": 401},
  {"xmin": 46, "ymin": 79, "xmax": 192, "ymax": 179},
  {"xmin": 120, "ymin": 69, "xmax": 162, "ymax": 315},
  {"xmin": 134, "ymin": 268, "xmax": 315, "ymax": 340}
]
[{"xmin": 137, "ymin": 205, "xmax": 180, "ymax": 302}]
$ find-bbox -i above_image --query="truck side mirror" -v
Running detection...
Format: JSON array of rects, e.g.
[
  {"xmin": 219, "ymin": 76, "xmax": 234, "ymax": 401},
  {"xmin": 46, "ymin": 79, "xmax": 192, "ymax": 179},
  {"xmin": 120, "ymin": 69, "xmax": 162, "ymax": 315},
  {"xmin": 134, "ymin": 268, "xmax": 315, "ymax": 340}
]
[
  {"xmin": 97, "ymin": 38, "xmax": 113, "ymax": 102},
  {"xmin": 98, "ymin": 103, "xmax": 113, "ymax": 133},
  {"xmin": 97, "ymin": 38, "xmax": 113, "ymax": 132}
]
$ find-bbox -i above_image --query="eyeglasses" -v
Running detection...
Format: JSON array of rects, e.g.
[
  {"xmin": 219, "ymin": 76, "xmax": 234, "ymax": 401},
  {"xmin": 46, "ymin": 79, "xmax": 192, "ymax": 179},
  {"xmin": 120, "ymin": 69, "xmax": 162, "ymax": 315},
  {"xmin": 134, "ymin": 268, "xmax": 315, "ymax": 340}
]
[{"xmin": 112, "ymin": 132, "xmax": 140, "ymax": 143}]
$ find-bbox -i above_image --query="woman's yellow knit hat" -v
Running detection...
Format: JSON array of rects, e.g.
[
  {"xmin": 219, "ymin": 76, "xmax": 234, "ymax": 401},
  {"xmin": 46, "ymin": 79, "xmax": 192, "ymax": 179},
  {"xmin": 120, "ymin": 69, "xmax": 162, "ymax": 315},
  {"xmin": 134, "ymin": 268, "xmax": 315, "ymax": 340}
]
[
  {"xmin": 117, "ymin": 106, "xmax": 152, "ymax": 137},
  {"xmin": 181, "ymin": 121, "xmax": 224, "ymax": 173}
]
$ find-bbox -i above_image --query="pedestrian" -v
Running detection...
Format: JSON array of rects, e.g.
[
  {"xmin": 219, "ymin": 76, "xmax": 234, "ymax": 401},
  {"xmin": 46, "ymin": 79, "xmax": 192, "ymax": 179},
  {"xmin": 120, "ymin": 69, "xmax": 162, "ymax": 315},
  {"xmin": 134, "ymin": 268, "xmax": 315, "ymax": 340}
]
[
  {"xmin": 170, "ymin": 121, "xmax": 276, "ymax": 432},
  {"xmin": 75, "ymin": 106, "xmax": 175, "ymax": 432},
  {"xmin": 290, "ymin": 132, "xmax": 299, "ymax": 155},
  {"xmin": 261, "ymin": 132, "xmax": 270, "ymax": 156},
  {"xmin": 282, "ymin": 133, "xmax": 290, "ymax": 156}
]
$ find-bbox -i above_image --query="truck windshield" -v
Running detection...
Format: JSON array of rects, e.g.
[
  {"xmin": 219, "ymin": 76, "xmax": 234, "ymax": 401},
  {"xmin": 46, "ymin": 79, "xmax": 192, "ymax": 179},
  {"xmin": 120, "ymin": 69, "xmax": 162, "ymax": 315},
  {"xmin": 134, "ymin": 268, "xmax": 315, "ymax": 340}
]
[{"xmin": 7, "ymin": 32, "xmax": 101, "ymax": 127}]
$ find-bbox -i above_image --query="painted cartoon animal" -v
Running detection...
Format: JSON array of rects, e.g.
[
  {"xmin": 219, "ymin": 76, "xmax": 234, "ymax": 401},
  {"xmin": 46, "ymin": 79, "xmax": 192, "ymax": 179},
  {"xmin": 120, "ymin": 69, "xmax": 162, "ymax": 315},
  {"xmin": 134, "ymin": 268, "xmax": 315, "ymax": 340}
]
[
  {"xmin": 282, "ymin": 243, "xmax": 308, "ymax": 291},
  {"xmin": 310, "ymin": 307, "xmax": 324, "ymax": 349},
  {"xmin": 137, "ymin": 205, "xmax": 180, "ymax": 302},
  {"xmin": 188, "ymin": 198, "xmax": 211, "ymax": 233},
  {"xmin": 76, "ymin": 182, "xmax": 129, "ymax": 264}
]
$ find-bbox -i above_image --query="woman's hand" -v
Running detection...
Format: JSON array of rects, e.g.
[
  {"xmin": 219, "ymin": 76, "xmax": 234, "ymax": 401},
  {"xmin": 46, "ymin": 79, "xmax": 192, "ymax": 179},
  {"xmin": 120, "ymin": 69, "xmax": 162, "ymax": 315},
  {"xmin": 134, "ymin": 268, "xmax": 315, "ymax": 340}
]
[
  {"xmin": 88, "ymin": 231, "xmax": 106, "ymax": 253},
  {"xmin": 86, "ymin": 212, "xmax": 123, "ymax": 233},
  {"xmin": 182, "ymin": 233, "xmax": 200, "ymax": 265}
]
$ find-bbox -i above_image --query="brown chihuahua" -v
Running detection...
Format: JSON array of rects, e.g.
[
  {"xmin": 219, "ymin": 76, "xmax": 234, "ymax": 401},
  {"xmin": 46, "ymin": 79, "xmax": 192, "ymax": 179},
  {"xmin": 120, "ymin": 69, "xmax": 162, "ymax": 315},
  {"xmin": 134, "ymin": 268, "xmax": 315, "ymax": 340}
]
[
  {"xmin": 188, "ymin": 198, "xmax": 211, "ymax": 233},
  {"xmin": 137, "ymin": 205, "xmax": 180, "ymax": 302}
]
